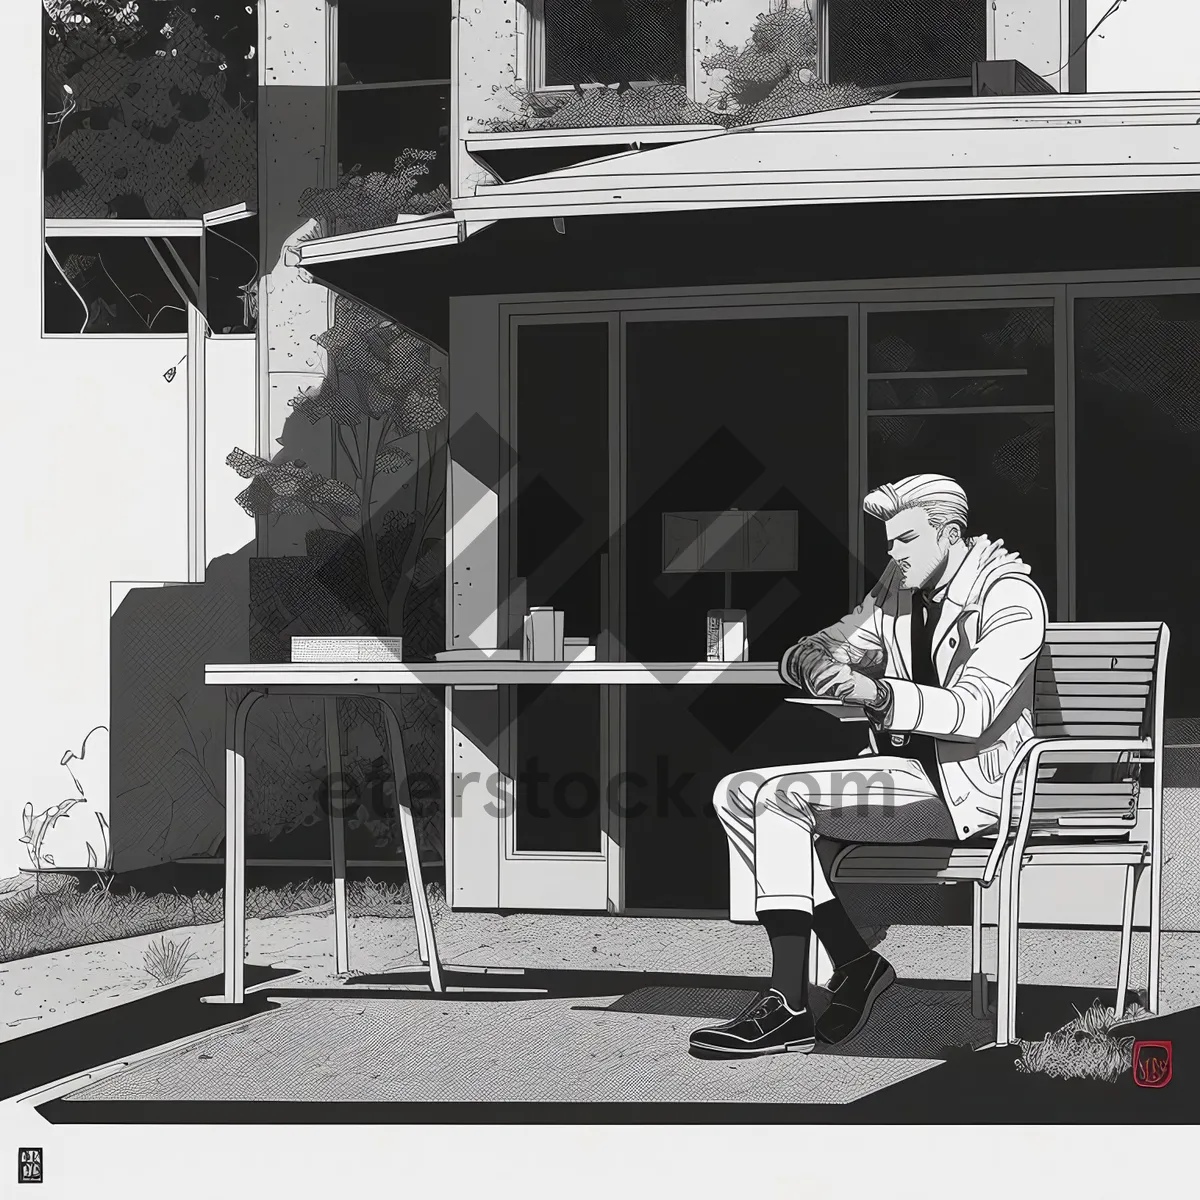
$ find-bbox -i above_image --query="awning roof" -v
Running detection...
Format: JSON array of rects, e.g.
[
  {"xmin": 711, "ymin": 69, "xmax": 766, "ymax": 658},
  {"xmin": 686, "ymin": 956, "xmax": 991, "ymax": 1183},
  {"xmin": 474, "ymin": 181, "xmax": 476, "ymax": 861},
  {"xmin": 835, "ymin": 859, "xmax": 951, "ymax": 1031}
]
[
  {"xmin": 456, "ymin": 93, "xmax": 1200, "ymax": 221},
  {"xmin": 295, "ymin": 212, "xmax": 476, "ymax": 267},
  {"xmin": 298, "ymin": 93, "xmax": 1200, "ymax": 266}
]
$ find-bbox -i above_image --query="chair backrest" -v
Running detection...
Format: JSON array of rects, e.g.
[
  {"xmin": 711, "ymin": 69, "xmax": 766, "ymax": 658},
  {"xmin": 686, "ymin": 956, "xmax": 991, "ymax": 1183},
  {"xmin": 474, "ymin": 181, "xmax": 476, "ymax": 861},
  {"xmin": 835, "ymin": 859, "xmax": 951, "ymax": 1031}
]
[{"xmin": 1029, "ymin": 622, "xmax": 1168, "ymax": 829}]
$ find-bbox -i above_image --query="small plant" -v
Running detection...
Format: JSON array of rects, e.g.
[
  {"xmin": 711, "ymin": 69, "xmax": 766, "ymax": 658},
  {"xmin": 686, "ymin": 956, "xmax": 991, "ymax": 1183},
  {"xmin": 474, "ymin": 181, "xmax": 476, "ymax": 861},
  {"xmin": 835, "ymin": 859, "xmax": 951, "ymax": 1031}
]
[
  {"xmin": 1016, "ymin": 999, "xmax": 1152, "ymax": 1082},
  {"xmin": 142, "ymin": 935, "xmax": 199, "ymax": 986},
  {"xmin": 19, "ymin": 799, "xmax": 85, "ymax": 890},
  {"xmin": 85, "ymin": 812, "xmax": 114, "ymax": 893}
]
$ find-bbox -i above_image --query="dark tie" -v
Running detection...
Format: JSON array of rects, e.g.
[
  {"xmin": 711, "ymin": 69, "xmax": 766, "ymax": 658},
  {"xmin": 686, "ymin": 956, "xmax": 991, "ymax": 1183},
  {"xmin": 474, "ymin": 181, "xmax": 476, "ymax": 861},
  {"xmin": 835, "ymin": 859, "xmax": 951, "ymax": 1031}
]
[
  {"xmin": 905, "ymin": 590, "xmax": 946, "ymax": 801},
  {"xmin": 910, "ymin": 591, "xmax": 941, "ymax": 686}
]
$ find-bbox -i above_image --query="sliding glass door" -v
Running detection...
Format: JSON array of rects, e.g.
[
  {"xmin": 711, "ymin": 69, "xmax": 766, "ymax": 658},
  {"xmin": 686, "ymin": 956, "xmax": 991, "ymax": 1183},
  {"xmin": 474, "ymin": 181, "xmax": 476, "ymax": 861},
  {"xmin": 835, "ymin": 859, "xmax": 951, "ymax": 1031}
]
[{"xmin": 620, "ymin": 306, "xmax": 859, "ymax": 911}]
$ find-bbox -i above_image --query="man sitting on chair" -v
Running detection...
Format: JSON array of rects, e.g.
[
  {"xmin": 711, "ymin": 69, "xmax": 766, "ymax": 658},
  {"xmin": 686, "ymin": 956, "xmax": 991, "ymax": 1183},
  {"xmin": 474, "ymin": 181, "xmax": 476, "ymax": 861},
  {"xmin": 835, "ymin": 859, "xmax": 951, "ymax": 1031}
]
[{"xmin": 690, "ymin": 474, "xmax": 1048, "ymax": 1059}]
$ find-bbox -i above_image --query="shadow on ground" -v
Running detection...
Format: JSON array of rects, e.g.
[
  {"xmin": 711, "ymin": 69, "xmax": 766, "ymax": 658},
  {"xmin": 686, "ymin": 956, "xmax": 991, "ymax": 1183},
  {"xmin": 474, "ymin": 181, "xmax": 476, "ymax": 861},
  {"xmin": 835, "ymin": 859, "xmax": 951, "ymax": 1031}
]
[{"xmin": 3, "ymin": 968, "xmax": 294, "ymax": 1101}]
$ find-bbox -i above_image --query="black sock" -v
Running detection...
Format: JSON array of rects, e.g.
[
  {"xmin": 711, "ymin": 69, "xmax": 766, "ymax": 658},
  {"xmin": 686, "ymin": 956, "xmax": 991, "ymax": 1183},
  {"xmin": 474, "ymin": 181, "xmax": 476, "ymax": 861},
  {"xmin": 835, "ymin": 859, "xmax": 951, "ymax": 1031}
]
[
  {"xmin": 759, "ymin": 910, "xmax": 812, "ymax": 1011},
  {"xmin": 812, "ymin": 898, "xmax": 870, "ymax": 969}
]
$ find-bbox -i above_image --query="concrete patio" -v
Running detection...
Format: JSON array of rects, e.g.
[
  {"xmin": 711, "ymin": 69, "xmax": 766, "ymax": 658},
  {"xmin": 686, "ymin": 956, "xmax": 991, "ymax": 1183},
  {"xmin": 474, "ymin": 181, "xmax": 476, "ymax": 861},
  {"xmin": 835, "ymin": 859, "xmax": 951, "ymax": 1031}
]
[{"xmin": 29, "ymin": 907, "xmax": 1200, "ymax": 1108}]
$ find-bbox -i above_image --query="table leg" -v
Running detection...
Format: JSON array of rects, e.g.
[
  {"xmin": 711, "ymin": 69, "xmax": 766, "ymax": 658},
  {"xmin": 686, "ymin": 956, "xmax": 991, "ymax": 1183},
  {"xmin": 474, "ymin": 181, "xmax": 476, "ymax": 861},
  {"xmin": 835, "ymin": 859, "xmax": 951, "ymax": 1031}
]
[
  {"xmin": 378, "ymin": 699, "xmax": 444, "ymax": 992},
  {"xmin": 324, "ymin": 697, "xmax": 350, "ymax": 976},
  {"xmin": 221, "ymin": 689, "xmax": 262, "ymax": 1004}
]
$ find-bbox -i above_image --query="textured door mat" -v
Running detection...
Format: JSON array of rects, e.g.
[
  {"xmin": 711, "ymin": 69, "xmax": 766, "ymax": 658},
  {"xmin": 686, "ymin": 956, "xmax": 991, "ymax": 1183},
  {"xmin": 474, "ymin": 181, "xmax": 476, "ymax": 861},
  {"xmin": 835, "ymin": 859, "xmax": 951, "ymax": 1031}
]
[{"xmin": 594, "ymin": 981, "xmax": 993, "ymax": 1058}]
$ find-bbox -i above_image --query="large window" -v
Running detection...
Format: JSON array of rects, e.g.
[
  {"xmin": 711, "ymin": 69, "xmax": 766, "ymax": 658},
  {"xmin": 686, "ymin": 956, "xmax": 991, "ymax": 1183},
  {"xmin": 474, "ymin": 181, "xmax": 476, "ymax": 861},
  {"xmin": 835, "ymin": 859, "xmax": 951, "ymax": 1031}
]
[
  {"xmin": 1074, "ymin": 290, "xmax": 1200, "ymax": 718},
  {"xmin": 864, "ymin": 302, "xmax": 1059, "ymax": 615},
  {"xmin": 44, "ymin": 236, "xmax": 196, "ymax": 335},
  {"xmin": 44, "ymin": 213, "xmax": 258, "ymax": 337},
  {"xmin": 335, "ymin": 1, "xmax": 451, "ymax": 217},
  {"xmin": 524, "ymin": 0, "xmax": 688, "ymax": 89},
  {"xmin": 827, "ymin": 0, "xmax": 987, "ymax": 88},
  {"xmin": 42, "ymin": 3, "xmax": 258, "ymax": 337}
]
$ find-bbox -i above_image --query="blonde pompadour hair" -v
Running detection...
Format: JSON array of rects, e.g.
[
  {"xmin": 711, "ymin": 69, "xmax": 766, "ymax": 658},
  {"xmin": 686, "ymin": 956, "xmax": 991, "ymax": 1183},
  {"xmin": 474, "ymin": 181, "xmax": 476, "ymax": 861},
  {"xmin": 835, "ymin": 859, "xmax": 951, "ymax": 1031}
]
[{"xmin": 862, "ymin": 474, "xmax": 969, "ymax": 534}]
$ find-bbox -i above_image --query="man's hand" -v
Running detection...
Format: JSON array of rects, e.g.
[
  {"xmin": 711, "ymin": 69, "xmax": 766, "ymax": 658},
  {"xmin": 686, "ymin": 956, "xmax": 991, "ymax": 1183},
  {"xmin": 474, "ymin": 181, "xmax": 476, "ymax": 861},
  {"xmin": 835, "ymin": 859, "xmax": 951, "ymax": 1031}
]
[{"xmin": 820, "ymin": 668, "xmax": 883, "ymax": 706}]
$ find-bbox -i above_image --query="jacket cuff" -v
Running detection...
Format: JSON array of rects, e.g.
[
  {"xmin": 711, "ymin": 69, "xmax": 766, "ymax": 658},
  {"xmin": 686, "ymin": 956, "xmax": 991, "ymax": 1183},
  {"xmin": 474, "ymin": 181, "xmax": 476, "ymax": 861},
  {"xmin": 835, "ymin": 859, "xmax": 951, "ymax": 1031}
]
[
  {"xmin": 882, "ymin": 678, "xmax": 966, "ymax": 737},
  {"xmin": 880, "ymin": 678, "xmax": 922, "ymax": 731}
]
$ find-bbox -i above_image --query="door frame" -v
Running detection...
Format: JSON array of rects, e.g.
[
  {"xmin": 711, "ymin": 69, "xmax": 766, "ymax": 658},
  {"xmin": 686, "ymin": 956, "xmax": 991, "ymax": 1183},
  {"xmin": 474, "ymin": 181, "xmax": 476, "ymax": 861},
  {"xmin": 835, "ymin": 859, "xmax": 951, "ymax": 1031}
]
[{"xmin": 497, "ymin": 312, "xmax": 618, "ymax": 910}]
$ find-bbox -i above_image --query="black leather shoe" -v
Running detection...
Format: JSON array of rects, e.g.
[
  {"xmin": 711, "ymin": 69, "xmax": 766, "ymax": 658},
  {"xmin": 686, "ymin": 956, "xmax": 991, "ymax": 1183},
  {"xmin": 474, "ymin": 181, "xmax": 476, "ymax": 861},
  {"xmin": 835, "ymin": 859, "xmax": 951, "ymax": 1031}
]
[
  {"xmin": 689, "ymin": 989, "xmax": 816, "ymax": 1059},
  {"xmin": 815, "ymin": 950, "xmax": 897, "ymax": 1046}
]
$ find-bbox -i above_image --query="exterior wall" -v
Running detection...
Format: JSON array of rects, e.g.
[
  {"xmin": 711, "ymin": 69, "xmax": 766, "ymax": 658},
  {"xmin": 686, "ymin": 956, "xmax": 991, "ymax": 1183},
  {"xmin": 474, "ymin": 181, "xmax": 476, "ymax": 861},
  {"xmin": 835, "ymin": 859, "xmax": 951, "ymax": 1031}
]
[
  {"xmin": 1086, "ymin": 0, "xmax": 1199, "ymax": 92},
  {"xmin": 990, "ymin": 1, "xmax": 1072, "ymax": 91},
  {"xmin": 205, "ymin": 338, "xmax": 258, "ymax": 564},
  {"xmin": 692, "ymin": 0, "xmax": 770, "ymax": 105},
  {"xmin": 6, "ymin": 335, "xmax": 190, "ymax": 879},
  {"xmin": 456, "ymin": 0, "xmax": 526, "ymax": 135},
  {"xmin": 258, "ymin": 3, "xmax": 337, "ymax": 556}
]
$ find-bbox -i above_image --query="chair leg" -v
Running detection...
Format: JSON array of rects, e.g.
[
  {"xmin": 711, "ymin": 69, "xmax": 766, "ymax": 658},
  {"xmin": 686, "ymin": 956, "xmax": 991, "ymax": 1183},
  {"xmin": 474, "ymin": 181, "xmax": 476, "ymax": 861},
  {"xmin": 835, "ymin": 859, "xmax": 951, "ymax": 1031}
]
[
  {"xmin": 1115, "ymin": 863, "xmax": 1139, "ymax": 1018},
  {"xmin": 1148, "ymin": 853, "xmax": 1161, "ymax": 1015},
  {"xmin": 222, "ymin": 689, "xmax": 262, "ymax": 1005},
  {"xmin": 378, "ymin": 700, "xmax": 444, "ymax": 993},
  {"xmin": 323, "ymin": 698, "xmax": 350, "ymax": 976},
  {"xmin": 971, "ymin": 881, "xmax": 989, "ymax": 1019},
  {"xmin": 994, "ymin": 846, "xmax": 1022, "ymax": 1047}
]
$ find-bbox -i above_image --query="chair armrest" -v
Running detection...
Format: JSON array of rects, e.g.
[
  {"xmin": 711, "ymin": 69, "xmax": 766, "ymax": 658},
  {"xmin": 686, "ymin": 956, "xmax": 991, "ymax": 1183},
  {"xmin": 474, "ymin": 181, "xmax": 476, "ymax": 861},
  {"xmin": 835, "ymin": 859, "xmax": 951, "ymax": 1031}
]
[{"xmin": 981, "ymin": 736, "xmax": 1152, "ymax": 887}]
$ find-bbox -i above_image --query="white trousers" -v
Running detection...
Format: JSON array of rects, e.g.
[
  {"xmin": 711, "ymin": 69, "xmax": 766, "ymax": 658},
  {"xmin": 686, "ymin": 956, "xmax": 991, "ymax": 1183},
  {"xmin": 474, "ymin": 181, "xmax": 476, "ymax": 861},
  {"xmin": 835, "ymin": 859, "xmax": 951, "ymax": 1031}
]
[{"xmin": 712, "ymin": 755, "xmax": 953, "ymax": 924}]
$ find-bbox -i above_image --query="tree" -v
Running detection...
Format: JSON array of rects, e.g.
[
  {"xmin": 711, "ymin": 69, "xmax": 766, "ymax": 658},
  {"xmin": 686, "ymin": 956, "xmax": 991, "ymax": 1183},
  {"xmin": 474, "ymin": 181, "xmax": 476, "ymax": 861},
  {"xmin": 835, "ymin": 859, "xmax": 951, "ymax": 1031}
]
[{"xmin": 228, "ymin": 298, "xmax": 449, "ymax": 640}]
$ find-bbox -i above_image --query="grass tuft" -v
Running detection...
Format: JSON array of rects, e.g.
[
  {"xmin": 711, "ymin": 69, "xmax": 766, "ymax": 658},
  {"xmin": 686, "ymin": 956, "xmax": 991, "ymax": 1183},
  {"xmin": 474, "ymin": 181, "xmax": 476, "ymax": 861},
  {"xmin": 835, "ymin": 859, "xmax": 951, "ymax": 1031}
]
[
  {"xmin": 142, "ymin": 935, "xmax": 198, "ymax": 985},
  {"xmin": 1015, "ymin": 999, "xmax": 1152, "ymax": 1082}
]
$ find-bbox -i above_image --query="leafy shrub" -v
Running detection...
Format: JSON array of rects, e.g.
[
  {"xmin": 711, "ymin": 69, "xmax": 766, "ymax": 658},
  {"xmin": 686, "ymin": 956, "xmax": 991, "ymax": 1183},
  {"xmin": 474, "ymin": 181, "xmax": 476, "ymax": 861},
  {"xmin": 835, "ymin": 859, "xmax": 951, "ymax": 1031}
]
[
  {"xmin": 298, "ymin": 148, "xmax": 451, "ymax": 236},
  {"xmin": 480, "ymin": 83, "xmax": 715, "ymax": 134}
]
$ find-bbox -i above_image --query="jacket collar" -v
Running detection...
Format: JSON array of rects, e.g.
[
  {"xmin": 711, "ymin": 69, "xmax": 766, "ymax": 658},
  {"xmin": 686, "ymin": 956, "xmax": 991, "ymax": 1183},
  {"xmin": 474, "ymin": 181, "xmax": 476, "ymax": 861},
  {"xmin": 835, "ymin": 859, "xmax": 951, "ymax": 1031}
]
[{"xmin": 928, "ymin": 537, "xmax": 989, "ymax": 656}]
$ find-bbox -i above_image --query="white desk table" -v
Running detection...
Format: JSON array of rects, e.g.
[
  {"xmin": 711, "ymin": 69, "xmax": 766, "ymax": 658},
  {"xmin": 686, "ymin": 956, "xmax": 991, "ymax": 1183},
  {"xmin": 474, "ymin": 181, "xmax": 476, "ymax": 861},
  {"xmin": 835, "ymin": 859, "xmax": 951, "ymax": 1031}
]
[{"xmin": 204, "ymin": 659, "xmax": 795, "ymax": 1003}]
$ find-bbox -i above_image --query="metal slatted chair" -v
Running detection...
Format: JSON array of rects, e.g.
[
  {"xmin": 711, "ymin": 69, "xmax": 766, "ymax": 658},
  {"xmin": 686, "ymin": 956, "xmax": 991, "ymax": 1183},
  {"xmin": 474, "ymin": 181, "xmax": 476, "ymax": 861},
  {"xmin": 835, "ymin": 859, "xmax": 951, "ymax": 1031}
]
[{"xmin": 827, "ymin": 622, "xmax": 1169, "ymax": 1047}]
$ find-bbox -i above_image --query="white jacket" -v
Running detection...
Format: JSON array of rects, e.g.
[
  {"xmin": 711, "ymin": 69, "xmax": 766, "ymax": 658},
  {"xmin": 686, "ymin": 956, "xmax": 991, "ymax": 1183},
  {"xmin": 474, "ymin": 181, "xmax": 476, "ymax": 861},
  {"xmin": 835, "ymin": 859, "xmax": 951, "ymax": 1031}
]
[{"xmin": 781, "ymin": 536, "xmax": 1048, "ymax": 839}]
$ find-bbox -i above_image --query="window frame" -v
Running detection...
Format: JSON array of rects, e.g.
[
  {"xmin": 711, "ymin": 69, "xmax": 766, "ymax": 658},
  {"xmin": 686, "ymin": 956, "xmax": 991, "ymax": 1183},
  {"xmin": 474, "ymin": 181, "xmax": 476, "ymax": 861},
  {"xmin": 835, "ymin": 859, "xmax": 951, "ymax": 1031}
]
[
  {"xmin": 42, "ymin": 221, "xmax": 201, "ymax": 342},
  {"xmin": 42, "ymin": 207, "xmax": 258, "ymax": 342},
  {"xmin": 331, "ymin": 4, "xmax": 451, "ymax": 202}
]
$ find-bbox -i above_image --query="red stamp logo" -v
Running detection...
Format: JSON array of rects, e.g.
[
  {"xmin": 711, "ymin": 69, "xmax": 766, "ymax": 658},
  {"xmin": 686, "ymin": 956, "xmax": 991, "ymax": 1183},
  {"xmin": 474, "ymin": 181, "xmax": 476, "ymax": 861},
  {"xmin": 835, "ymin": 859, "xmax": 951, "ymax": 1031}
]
[{"xmin": 1132, "ymin": 1041, "xmax": 1172, "ymax": 1088}]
